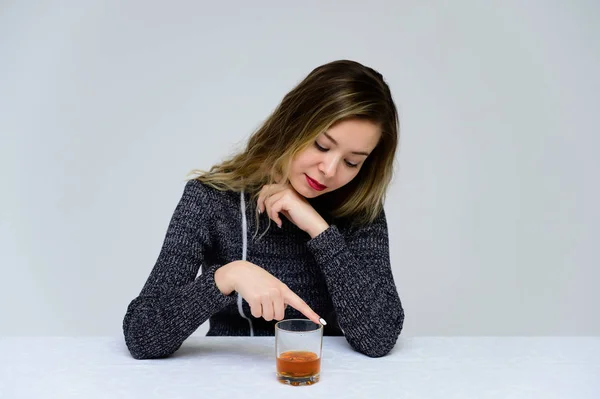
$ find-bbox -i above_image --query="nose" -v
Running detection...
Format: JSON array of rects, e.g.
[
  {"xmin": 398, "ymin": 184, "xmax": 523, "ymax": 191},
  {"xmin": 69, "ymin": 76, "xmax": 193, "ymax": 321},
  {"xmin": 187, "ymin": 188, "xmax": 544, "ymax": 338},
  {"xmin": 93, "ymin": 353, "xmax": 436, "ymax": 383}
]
[{"xmin": 318, "ymin": 154, "xmax": 337, "ymax": 178}]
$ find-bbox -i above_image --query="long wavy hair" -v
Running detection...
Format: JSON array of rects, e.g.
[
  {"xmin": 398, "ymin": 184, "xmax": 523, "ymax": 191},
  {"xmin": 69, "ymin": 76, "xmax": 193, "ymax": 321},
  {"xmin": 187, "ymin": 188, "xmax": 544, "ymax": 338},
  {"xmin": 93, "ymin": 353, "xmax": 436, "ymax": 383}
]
[{"xmin": 188, "ymin": 59, "xmax": 399, "ymax": 227}]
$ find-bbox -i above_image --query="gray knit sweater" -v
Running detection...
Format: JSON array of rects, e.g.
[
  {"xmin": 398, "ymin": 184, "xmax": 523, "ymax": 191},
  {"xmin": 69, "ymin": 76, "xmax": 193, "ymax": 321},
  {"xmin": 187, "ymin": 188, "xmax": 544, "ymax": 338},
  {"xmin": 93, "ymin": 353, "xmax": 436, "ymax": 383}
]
[{"xmin": 123, "ymin": 179, "xmax": 404, "ymax": 359}]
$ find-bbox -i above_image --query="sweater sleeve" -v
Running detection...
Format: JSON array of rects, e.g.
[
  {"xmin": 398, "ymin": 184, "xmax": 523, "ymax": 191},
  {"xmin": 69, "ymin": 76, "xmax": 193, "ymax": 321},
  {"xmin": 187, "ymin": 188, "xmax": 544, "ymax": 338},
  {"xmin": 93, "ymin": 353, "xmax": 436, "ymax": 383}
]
[
  {"xmin": 122, "ymin": 180, "xmax": 236, "ymax": 359},
  {"xmin": 306, "ymin": 208, "xmax": 404, "ymax": 357}
]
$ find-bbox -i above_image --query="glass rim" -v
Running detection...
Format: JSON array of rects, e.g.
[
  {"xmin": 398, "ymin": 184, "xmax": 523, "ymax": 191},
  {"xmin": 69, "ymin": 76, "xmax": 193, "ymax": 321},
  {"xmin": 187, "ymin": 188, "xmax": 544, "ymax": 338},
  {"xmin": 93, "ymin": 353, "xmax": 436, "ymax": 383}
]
[{"xmin": 275, "ymin": 318, "xmax": 324, "ymax": 333}]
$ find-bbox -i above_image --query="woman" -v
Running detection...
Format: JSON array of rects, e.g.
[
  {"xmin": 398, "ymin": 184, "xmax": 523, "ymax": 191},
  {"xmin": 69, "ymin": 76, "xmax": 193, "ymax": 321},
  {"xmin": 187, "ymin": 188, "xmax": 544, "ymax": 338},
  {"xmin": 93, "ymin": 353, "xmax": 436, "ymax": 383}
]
[{"xmin": 123, "ymin": 59, "xmax": 405, "ymax": 360}]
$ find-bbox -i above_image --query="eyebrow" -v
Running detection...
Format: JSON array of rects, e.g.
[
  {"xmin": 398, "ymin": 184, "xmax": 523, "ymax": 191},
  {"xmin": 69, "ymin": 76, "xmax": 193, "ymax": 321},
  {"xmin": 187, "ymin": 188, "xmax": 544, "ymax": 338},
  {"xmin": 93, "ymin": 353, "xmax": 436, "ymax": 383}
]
[{"xmin": 323, "ymin": 132, "xmax": 371, "ymax": 156}]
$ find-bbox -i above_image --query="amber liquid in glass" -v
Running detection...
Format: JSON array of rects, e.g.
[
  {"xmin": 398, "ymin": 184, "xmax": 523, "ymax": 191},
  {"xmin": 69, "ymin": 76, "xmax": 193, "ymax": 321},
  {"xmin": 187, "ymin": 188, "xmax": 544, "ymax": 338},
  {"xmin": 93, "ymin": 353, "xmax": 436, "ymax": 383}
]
[{"xmin": 276, "ymin": 350, "xmax": 320, "ymax": 385}]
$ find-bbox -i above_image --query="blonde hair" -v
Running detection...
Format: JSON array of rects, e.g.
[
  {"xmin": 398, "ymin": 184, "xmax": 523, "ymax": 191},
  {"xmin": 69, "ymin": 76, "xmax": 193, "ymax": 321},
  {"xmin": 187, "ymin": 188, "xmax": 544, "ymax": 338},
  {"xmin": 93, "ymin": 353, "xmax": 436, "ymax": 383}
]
[{"xmin": 188, "ymin": 59, "xmax": 399, "ymax": 227}]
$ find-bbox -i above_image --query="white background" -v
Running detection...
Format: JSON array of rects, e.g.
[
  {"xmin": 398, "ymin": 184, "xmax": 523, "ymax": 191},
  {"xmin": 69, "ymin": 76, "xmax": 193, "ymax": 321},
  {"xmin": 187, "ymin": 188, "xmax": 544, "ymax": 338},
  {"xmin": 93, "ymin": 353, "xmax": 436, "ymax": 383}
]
[{"xmin": 1, "ymin": 0, "xmax": 598, "ymax": 337}]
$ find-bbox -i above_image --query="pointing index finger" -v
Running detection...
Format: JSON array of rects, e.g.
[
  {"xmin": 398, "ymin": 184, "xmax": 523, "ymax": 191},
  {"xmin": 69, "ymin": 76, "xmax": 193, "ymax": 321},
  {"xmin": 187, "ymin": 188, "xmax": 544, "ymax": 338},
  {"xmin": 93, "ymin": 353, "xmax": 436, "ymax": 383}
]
[{"xmin": 282, "ymin": 288, "xmax": 324, "ymax": 326}]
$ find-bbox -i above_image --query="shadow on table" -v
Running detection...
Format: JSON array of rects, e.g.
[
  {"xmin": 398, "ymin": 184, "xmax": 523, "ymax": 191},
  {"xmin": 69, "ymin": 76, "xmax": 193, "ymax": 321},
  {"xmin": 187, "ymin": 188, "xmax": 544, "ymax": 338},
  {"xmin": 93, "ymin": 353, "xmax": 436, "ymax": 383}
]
[{"xmin": 170, "ymin": 340, "xmax": 273, "ymax": 361}]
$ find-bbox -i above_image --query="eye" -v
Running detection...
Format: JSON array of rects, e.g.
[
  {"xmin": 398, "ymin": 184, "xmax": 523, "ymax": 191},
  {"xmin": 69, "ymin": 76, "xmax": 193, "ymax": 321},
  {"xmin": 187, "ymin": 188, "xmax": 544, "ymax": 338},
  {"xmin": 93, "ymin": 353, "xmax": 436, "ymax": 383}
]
[
  {"xmin": 345, "ymin": 161, "xmax": 359, "ymax": 168},
  {"xmin": 314, "ymin": 142, "xmax": 328, "ymax": 152}
]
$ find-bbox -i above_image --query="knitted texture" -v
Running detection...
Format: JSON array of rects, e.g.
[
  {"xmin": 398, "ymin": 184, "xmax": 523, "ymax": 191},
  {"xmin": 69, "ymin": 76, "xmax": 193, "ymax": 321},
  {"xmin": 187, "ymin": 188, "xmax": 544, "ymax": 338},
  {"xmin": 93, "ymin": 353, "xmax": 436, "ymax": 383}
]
[{"xmin": 123, "ymin": 180, "xmax": 404, "ymax": 359}]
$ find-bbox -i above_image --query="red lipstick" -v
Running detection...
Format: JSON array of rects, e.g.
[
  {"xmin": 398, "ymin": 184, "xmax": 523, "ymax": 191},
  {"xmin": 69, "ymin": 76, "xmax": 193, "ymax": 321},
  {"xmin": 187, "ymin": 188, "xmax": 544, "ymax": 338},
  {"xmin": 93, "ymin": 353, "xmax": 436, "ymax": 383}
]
[{"xmin": 305, "ymin": 174, "xmax": 327, "ymax": 191}]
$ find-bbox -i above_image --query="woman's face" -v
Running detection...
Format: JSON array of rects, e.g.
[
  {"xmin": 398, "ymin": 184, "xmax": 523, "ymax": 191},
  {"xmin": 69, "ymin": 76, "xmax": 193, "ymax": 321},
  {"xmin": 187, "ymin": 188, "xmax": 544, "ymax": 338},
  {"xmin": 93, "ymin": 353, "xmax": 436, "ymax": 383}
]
[{"xmin": 289, "ymin": 118, "xmax": 381, "ymax": 198}]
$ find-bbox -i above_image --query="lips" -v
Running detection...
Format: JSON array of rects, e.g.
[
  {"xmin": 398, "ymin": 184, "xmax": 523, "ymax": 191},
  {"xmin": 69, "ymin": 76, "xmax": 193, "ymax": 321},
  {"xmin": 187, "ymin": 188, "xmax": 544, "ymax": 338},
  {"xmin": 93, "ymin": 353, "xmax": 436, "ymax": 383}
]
[{"xmin": 305, "ymin": 174, "xmax": 327, "ymax": 191}]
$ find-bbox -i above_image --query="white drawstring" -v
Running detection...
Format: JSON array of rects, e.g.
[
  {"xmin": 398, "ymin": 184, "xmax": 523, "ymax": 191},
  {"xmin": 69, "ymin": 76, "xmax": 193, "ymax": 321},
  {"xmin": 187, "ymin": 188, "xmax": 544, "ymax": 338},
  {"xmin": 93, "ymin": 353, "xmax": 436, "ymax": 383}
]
[{"xmin": 236, "ymin": 190, "xmax": 254, "ymax": 336}]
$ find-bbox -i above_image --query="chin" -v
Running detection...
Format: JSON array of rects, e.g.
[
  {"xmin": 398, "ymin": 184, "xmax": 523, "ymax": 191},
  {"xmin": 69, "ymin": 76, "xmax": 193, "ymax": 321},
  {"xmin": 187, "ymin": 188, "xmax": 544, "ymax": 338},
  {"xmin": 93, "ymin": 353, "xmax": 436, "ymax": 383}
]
[{"xmin": 290, "ymin": 178, "xmax": 321, "ymax": 199}]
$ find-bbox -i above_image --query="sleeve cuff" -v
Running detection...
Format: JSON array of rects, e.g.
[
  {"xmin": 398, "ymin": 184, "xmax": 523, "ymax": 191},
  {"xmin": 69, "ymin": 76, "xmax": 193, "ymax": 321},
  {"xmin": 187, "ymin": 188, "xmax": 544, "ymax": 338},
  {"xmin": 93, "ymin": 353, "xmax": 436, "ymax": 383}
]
[
  {"xmin": 306, "ymin": 225, "xmax": 347, "ymax": 264},
  {"xmin": 197, "ymin": 265, "xmax": 237, "ymax": 308}
]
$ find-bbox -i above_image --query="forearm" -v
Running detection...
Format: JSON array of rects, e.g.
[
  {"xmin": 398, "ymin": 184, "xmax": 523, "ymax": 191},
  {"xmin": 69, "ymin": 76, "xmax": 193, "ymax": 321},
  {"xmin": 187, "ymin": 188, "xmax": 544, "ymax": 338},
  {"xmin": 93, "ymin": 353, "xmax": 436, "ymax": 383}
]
[
  {"xmin": 123, "ymin": 266, "xmax": 235, "ymax": 359},
  {"xmin": 307, "ymin": 225, "xmax": 404, "ymax": 357}
]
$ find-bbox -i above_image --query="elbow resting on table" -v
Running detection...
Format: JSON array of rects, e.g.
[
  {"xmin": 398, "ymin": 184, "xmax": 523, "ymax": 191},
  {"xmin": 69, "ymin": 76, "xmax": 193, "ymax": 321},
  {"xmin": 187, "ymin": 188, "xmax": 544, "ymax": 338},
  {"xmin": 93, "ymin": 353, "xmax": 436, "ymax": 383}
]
[
  {"xmin": 124, "ymin": 333, "xmax": 178, "ymax": 360},
  {"xmin": 351, "ymin": 332, "xmax": 401, "ymax": 358},
  {"xmin": 124, "ymin": 324, "xmax": 178, "ymax": 360},
  {"xmin": 122, "ymin": 301, "xmax": 181, "ymax": 360},
  {"xmin": 347, "ymin": 309, "xmax": 405, "ymax": 358}
]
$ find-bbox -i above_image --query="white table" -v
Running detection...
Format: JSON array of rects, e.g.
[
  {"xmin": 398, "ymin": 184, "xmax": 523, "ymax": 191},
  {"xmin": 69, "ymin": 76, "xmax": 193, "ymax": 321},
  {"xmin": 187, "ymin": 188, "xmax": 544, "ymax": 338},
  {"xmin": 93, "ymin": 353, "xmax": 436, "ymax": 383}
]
[{"xmin": 1, "ymin": 336, "xmax": 598, "ymax": 398}]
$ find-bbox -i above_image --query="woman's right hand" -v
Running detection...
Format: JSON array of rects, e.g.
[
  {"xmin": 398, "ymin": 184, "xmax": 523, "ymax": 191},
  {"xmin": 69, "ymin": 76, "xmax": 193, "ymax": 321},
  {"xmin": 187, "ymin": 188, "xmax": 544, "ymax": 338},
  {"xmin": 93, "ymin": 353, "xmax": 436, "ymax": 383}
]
[{"xmin": 214, "ymin": 260, "xmax": 322, "ymax": 325}]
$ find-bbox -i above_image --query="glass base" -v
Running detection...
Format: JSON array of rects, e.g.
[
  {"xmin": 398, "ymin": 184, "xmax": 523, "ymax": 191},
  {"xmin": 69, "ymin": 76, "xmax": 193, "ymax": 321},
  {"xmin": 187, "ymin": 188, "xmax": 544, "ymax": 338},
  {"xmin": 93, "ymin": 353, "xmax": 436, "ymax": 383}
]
[{"xmin": 276, "ymin": 373, "xmax": 320, "ymax": 386}]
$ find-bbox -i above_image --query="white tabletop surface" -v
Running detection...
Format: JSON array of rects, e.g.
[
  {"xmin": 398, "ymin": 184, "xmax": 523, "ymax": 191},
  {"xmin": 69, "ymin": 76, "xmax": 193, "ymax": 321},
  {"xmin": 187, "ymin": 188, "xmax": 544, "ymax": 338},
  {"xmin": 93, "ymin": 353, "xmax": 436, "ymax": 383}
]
[{"xmin": 1, "ymin": 336, "xmax": 599, "ymax": 398}]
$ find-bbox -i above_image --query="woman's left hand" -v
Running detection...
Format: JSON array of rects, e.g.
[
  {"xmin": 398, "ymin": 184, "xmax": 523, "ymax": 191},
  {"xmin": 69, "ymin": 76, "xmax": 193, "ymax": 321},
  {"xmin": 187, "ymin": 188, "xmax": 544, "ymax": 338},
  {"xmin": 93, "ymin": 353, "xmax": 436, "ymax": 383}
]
[{"xmin": 257, "ymin": 184, "xmax": 329, "ymax": 238}]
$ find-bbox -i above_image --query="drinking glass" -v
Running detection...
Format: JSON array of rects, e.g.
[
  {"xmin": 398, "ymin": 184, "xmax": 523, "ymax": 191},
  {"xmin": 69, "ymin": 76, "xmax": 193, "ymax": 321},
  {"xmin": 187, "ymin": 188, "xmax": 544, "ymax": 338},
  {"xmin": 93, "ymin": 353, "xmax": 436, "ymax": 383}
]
[{"xmin": 275, "ymin": 319, "xmax": 323, "ymax": 386}]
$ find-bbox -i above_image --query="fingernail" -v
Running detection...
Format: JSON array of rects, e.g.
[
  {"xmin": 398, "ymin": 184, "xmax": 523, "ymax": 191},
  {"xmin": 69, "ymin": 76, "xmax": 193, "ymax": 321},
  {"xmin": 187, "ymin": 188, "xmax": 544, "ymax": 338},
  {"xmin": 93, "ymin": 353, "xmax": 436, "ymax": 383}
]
[
  {"xmin": 319, "ymin": 318, "xmax": 327, "ymax": 326},
  {"xmin": 277, "ymin": 223, "xmax": 282, "ymax": 228}
]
